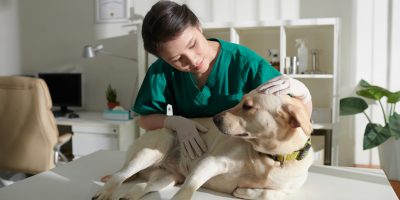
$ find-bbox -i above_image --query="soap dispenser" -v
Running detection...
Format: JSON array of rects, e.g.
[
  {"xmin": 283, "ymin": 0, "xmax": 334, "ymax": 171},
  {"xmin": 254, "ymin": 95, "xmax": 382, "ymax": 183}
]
[{"xmin": 295, "ymin": 39, "xmax": 308, "ymax": 73}]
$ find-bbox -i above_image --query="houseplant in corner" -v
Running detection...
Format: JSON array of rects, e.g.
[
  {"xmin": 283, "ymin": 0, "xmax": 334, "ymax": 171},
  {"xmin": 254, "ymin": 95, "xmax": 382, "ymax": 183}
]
[
  {"xmin": 106, "ymin": 84, "xmax": 119, "ymax": 109},
  {"xmin": 340, "ymin": 79, "xmax": 400, "ymax": 180}
]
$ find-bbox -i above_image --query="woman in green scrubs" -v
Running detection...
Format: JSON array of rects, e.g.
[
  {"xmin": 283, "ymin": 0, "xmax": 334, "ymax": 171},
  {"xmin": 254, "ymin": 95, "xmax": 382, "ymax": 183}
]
[{"xmin": 133, "ymin": 1, "xmax": 312, "ymax": 159}]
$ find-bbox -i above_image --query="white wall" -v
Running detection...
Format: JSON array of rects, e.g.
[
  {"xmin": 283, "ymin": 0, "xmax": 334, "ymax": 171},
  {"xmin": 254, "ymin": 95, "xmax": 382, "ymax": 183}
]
[
  {"xmin": 189, "ymin": 0, "xmax": 301, "ymax": 22},
  {"xmin": 389, "ymin": 0, "xmax": 400, "ymax": 92},
  {"xmin": 15, "ymin": 0, "xmax": 140, "ymax": 111},
  {"xmin": 0, "ymin": 0, "xmax": 21, "ymax": 75}
]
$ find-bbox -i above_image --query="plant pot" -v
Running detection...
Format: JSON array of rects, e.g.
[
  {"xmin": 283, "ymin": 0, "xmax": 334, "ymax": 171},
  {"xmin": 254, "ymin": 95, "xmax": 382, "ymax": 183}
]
[
  {"xmin": 107, "ymin": 102, "xmax": 120, "ymax": 109},
  {"xmin": 378, "ymin": 137, "xmax": 400, "ymax": 181}
]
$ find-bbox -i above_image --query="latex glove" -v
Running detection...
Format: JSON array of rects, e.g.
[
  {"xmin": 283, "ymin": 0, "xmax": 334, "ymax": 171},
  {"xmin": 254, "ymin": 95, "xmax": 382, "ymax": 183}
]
[
  {"xmin": 164, "ymin": 116, "xmax": 208, "ymax": 159},
  {"xmin": 257, "ymin": 75, "xmax": 311, "ymax": 103}
]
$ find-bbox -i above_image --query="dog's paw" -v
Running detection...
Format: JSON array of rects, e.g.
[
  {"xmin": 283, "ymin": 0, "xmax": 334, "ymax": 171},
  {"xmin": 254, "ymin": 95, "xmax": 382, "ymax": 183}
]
[
  {"xmin": 233, "ymin": 188, "xmax": 287, "ymax": 200},
  {"xmin": 92, "ymin": 189, "xmax": 113, "ymax": 200},
  {"xmin": 113, "ymin": 193, "xmax": 138, "ymax": 200},
  {"xmin": 233, "ymin": 188, "xmax": 264, "ymax": 199},
  {"xmin": 100, "ymin": 183, "xmax": 144, "ymax": 200}
]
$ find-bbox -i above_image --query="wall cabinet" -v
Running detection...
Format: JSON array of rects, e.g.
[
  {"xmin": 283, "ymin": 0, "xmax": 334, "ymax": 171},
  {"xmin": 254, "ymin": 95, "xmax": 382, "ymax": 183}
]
[{"xmin": 203, "ymin": 18, "xmax": 340, "ymax": 165}]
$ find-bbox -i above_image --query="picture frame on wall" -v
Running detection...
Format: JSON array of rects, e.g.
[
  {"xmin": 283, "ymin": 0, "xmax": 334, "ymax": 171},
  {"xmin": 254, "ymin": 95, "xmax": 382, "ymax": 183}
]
[{"xmin": 95, "ymin": 0, "xmax": 130, "ymax": 23}]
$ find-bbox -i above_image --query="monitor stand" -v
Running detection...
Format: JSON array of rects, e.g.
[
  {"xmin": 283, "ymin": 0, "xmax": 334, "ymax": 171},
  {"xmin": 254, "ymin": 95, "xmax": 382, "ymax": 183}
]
[{"xmin": 53, "ymin": 106, "xmax": 74, "ymax": 117}]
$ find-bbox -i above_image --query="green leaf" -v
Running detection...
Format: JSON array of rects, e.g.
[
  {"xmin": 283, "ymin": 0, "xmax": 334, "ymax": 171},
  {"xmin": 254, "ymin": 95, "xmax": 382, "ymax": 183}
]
[
  {"xmin": 359, "ymin": 79, "xmax": 371, "ymax": 88},
  {"xmin": 356, "ymin": 86, "xmax": 391, "ymax": 100},
  {"xmin": 389, "ymin": 112, "xmax": 400, "ymax": 139},
  {"xmin": 340, "ymin": 97, "xmax": 368, "ymax": 116},
  {"xmin": 387, "ymin": 91, "xmax": 400, "ymax": 104},
  {"xmin": 106, "ymin": 84, "xmax": 117, "ymax": 102},
  {"xmin": 363, "ymin": 123, "xmax": 391, "ymax": 150}
]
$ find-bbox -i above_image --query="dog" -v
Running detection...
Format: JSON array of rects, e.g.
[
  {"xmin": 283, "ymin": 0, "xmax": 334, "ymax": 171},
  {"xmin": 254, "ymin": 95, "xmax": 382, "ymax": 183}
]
[{"xmin": 92, "ymin": 93, "xmax": 313, "ymax": 200}]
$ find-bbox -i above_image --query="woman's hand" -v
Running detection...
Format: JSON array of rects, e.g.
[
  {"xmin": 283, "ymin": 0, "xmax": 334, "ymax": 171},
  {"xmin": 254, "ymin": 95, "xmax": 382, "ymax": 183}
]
[
  {"xmin": 257, "ymin": 75, "xmax": 311, "ymax": 104},
  {"xmin": 164, "ymin": 116, "xmax": 208, "ymax": 159}
]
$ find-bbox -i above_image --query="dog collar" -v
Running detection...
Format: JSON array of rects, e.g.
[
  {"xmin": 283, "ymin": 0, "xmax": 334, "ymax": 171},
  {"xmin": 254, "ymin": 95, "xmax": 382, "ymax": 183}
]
[{"xmin": 265, "ymin": 138, "xmax": 311, "ymax": 167}]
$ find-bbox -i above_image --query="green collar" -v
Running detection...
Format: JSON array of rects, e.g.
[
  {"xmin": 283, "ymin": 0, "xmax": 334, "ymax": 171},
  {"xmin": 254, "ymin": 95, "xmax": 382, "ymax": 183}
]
[{"xmin": 265, "ymin": 138, "xmax": 312, "ymax": 167}]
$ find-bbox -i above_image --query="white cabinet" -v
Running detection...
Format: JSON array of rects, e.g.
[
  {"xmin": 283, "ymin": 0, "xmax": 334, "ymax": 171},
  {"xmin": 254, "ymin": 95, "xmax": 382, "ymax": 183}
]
[
  {"xmin": 203, "ymin": 18, "xmax": 340, "ymax": 165},
  {"xmin": 56, "ymin": 112, "xmax": 138, "ymax": 159},
  {"xmin": 72, "ymin": 124, "xmax": 119, "ymax": 158}
]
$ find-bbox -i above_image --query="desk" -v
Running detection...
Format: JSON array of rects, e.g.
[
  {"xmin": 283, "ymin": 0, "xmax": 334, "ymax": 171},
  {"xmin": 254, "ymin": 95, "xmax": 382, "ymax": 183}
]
[
  {"xmin": 56, "ymin": 112, "xmax": 138, "ymax": 158},
  {"xmin": 0, "ymin": 150, "xmax": 397, "ymax": 200}
]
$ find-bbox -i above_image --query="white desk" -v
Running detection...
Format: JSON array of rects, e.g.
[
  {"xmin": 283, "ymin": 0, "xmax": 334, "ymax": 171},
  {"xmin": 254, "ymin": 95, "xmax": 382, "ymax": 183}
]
[
  {"xmin": 0, "ymin": 150, "xmax": 397, "ymax": 200},
  {"xmin": 56, "ymin": 112, "xmax": 138, "ymax": 158}
]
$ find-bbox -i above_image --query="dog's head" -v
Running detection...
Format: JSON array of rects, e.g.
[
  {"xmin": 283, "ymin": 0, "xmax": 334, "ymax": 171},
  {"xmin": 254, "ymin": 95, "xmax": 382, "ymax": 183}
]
[{"xmin": 213, "ymin": 92, "xmax": 312, "ymax": 155}]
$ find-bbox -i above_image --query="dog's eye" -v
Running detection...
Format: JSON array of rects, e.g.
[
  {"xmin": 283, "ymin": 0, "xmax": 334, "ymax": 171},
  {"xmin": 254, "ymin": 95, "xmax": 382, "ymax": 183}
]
[{"xmin": 243, "ymin": 103, "xmax": 253, "ymax": 110}]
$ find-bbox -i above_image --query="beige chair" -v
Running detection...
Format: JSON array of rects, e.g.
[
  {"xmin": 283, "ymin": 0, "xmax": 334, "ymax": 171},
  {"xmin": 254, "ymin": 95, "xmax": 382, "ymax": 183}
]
[{"xmin": 0, "ymin": 76, "xmax": 72, "ymax": 176}]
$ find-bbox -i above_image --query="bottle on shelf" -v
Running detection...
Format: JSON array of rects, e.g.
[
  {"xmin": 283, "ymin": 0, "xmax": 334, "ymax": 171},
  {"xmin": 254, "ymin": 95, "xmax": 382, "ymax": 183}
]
[
  {"xmin": 284, "ymin": 56, "xmax": 299, "ymax": 75},
  {"xmin": 284, "ymin": 57, "xmax": 291, "ymax": 74},
  {"xmin": 290, "ymin": 56, "xmax": 298, "ymax": 74},
  {"xmin": 295, "ymin": 39, "xmax": 309, "ymax": 74},
  {"xmin": 306, "ymin": 49, "xmax": 325, "ymax": 74}
]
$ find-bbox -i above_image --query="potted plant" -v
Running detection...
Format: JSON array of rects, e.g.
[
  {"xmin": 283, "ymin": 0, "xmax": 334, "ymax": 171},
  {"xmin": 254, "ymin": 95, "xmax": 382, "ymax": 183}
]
[
  {"xmin": 106, "ymin": 84, "xmax": 119, "ymax": 109},
  {"xmin": 340, "ymin": 79, "xmax": 400, "ymax": 180}
]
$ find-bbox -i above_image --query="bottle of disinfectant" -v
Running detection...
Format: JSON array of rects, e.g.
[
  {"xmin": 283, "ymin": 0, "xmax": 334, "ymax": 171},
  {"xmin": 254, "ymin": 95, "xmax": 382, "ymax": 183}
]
[{"xmin": 295, "ymin": 39, "xmax": 308, "ymax": 73}]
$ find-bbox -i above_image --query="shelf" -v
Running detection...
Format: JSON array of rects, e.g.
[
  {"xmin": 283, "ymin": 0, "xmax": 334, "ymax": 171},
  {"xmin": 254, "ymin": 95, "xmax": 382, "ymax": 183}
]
[
  {"xmin": 202, "ymin": 22, "xmax": 232, "ymax": 29},
  {"xmin": 284, "ymin": 18, "xmax": 338, "ymax": 27},
  {"xmin": 313, "ymin": 123, "xmax": 333, "ymax": 130},
  {"xmin": 202, "ymin": 20, "xmax": 282, "ymax": 29},
  {"xmin": 287, "ymin": 74, "xmax": 334, "ymax": 79},
  {"xmin": 201, "ymin": 18, "xmax": 339, "ymax": 165}
]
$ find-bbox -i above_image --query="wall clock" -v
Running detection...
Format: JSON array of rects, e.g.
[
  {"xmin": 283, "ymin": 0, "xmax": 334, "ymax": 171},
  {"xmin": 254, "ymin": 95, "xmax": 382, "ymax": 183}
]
[{"xmin": 96, "ymin": 0, "xmax": 130, "ymax": 23}]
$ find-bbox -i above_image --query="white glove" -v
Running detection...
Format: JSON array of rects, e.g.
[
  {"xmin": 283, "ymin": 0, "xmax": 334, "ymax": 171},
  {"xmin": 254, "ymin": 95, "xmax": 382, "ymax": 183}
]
[
  {"xmin": 257, "ymin": 75, "xmax": 311, "ymax": 103},
  {"xmin": 164, "ymin": 116, "xmax": 208, "ymax": 159}
]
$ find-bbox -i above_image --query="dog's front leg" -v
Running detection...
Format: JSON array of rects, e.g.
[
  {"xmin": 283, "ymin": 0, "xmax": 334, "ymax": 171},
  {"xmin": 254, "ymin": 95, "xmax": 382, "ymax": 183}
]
[
  {"xmin": 171, "ymin": 157, "xmax": 227, "ymax": 200},
  {"xmin": 92, "ymin": 148, "xmax": 164, "ymax": 200},
  {"xmin": 120, "ymin": 168, "xmax": 177, "ymax": 200},
  {"xmin": 233, "ymin": 188, "xmax": 287, "ymax": 200}
]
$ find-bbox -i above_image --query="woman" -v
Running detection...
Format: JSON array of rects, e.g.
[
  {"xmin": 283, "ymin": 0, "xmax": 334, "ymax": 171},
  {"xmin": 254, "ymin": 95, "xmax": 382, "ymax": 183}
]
[{"xmin": 133, "ymin": 1, "xmax": 312, "ymax": 159}]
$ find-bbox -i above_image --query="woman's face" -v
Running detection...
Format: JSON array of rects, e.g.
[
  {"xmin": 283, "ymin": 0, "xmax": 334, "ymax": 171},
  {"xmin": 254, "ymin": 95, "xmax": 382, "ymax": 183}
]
[{"xmin": 158, "ymin": 25, "xmax": 212, "ymax": 75}]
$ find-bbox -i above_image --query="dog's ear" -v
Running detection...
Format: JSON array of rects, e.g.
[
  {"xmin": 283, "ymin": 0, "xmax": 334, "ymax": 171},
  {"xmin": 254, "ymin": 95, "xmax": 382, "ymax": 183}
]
[{"xmin": 280, "ymin": 102, "xmax": 313, "ymax": 136}]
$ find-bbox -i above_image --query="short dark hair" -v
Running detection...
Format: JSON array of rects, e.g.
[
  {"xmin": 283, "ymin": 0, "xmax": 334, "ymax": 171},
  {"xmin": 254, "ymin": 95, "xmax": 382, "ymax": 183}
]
[{"xmin": 142, "ymin": 1, "xmax": 200, "ymax": 56}]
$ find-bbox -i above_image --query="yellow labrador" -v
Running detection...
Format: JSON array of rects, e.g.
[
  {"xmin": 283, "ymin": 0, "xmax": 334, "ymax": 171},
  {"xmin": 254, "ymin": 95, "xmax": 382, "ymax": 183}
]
[{"xmin": 92, "ymin": 93, "xmax": 313, "ymax": 200}]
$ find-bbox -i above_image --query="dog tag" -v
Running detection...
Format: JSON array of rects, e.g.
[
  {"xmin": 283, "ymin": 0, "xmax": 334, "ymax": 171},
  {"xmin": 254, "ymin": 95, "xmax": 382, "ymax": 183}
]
[{"xmin": 167, "ymin": 104, "xmax": 173, "ymax": 116}]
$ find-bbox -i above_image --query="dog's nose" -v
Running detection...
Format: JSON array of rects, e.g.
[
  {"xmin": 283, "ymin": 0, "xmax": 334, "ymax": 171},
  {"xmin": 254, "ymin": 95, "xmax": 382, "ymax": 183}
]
[{"xmin": 213, "ymin": 114, "xmax": 223, "ymax": 126}]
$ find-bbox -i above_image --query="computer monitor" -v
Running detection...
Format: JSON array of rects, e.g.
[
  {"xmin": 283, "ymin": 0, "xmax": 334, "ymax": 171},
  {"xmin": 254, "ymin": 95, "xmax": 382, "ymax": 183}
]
[{"xmin": 38, "ymin": 73, "xmax": 82, "ymax": 117}]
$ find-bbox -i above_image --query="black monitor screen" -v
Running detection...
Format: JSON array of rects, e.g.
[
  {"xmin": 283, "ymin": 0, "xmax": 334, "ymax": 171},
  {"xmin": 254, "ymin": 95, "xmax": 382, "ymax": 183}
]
[{"xmin": 38, "ymin": 73, "xmax": 82, "ymax": 113}]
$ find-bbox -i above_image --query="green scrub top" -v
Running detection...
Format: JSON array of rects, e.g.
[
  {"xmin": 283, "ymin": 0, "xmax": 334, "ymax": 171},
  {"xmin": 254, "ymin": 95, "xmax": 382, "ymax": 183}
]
[{"xmin": 133, "ymin": 38, "xmax": 281, "ymax": 118}]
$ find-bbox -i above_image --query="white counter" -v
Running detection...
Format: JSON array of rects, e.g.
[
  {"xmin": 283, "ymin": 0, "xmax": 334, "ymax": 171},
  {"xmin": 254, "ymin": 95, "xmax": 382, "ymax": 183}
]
[{"xmin": 0, "ymin": 150, "xmax": 397, "ymax": 200}]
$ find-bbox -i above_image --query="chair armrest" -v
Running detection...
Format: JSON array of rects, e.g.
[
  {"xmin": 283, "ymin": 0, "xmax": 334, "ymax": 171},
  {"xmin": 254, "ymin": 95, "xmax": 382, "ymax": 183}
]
[
  {"xmin": 53, "ymin": 133, "xmax": 73, "ymax": 165},
  {"xmin": 58, "ymin": 133, "xmax": 72, "ymax": 146}
]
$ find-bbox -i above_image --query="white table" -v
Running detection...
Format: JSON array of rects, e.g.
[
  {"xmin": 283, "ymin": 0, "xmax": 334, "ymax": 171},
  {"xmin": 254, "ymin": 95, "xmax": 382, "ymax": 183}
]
[{"xmin": 0, "ymin": 150, "xmax": 397, "ymax": 200}]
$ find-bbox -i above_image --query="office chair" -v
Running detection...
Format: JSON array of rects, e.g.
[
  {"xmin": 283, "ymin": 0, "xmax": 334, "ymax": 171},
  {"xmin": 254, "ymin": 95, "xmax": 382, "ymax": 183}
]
[{"xmin": 0, "ymin": 76, "xmax": 72, "ymax": 180}]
